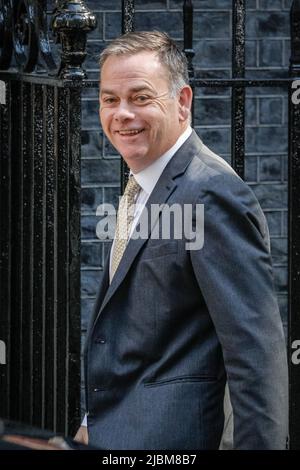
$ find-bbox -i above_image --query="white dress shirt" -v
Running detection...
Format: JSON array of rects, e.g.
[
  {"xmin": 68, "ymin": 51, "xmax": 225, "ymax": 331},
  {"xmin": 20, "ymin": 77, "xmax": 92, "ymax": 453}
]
[{"xmin": 81, "ymin": 125, "xmax": 192, "ymax": 427}]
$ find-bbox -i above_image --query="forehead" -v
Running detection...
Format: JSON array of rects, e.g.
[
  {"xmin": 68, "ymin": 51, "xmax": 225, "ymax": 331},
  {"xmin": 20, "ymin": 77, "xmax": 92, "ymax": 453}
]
[{"xmin": 100, "ymin": 51, "xmax": 170, "ymax": 92}]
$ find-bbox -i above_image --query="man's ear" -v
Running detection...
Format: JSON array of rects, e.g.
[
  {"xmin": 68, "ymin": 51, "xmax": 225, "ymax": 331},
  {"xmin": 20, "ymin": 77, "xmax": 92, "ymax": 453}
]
[{"xmin": 178, "ymin": 85, "xmax": 193, "ymax": 122}]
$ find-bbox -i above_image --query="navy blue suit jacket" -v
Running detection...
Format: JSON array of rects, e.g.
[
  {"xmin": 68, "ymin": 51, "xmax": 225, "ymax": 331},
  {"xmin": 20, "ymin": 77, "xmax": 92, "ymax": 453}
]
[{"xmin": 84, "ymin": 131, "xmax": 288, "ymax": 449}]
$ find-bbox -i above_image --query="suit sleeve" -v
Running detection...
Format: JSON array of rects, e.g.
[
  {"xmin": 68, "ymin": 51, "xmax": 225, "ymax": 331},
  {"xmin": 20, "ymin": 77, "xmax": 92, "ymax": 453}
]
[{"xmin": 190, "ymin": 172, "xmax": 289, "ymax": 449}]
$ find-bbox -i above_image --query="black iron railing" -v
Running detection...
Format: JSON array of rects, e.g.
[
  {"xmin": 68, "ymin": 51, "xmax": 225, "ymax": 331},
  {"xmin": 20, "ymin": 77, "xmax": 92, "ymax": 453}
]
[
  {"xmin": 289, "ymin": 0, "xmax": 300, "ymax": 451},
  {"xmin": 0, "ymin": 0, "xmax": 96, "ymax": 436}
]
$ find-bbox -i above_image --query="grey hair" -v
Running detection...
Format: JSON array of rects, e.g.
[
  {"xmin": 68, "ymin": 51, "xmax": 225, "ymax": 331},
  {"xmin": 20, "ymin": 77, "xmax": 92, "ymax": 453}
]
[{"xmin": 99, "ymin": 31, "xmax": 190, "ymax": 97}]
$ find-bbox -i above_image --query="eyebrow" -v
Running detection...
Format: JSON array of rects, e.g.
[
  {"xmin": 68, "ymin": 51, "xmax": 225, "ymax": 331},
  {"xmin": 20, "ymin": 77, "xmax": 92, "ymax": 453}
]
[{"xmin": 100, "ymin": 85, "xmax": 153, "ymax": 95}]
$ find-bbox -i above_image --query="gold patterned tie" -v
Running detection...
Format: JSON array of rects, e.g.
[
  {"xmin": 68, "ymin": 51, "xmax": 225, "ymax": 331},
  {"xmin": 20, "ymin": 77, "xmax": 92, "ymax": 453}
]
[{"xmin": 111, "ymin": 175, "xmax": 141, "ymax": 280}]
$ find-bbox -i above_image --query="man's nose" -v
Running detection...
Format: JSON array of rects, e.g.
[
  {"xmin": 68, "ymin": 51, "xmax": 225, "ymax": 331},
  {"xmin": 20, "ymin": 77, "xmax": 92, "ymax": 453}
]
[{"xmin": 114, "ymin": 101, "xmax": 135, "ymax": 121}]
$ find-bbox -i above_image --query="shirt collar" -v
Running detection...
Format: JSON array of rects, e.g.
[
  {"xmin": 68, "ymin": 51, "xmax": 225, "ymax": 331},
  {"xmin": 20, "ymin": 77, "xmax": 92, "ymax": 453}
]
[{"xmin": 132, "ymin": 126, "xmax": 192, "ymax": 195}]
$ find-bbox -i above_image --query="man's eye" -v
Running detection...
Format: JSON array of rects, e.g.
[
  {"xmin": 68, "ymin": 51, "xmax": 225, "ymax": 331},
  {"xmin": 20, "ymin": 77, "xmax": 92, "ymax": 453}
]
[
  {"xmin": 134, "ymin": 95, "xmax": 150, "ymax": 103},
  {"xmin": 103, "ymin": 97, "xmax": 116, "ymax": 104}
]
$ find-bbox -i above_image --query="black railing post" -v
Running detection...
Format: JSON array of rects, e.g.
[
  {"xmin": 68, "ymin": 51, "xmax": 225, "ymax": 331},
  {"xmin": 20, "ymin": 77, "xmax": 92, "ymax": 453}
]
[
  {"xmin": 122, "ymin": 0, "xmax": 134, "ymax": 36},
  {"xmin": 231, "ymin": 0, "xmax": 245, "ymax": 178},
  {"xmin": 51, "ymin": 0, "xmax": 96, "ymax": 79},
  {"xmin": 289, "ymin": 0, "xmax": 300, "ymax": 450},
  {"xmin": 121, "ymin": 0, "xmax": 135, "ymax": 192},
  {"xmin": 183, "ymin": 0, "xmax": 195, "ymax": 125},
  {"xmin": 0, "ymin": 79, "xmax": 11, "ymax": 420},
  {"xmin": 20, "ymin": 81, "xmax": 33, "ymax": 426}
]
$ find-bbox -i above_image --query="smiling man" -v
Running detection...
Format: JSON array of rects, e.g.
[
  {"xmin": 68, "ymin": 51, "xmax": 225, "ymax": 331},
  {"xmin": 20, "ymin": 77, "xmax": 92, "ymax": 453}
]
[
  {"xmin": 76, "ymin": 31, "xmax": 288, "ymax": 450},
  {"xmin": 99, "ymin": 50, "xmax": 192, "ymax": 172}
]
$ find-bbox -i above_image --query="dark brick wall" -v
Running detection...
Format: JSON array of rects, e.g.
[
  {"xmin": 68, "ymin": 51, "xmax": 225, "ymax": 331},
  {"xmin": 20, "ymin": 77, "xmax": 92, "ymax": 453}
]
[{"xmin": 80, "ymin": 0, "xmax": 292, "ymax": 412}]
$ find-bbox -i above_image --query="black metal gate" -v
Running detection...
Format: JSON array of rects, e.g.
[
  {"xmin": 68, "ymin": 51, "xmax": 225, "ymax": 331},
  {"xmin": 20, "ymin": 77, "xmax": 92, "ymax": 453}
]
[
  {"xmin": 0, "ymin": 0, "xmax": 96, "ymax": 436},
  {"xmin": 1, "ymin": 0, "xmax": 300, "ymax": 448}
]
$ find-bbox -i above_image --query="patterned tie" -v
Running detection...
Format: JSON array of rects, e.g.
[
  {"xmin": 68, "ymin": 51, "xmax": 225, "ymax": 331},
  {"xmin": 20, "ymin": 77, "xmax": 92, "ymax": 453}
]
[{"xmin": 111, "ymin": 175, "xmax": 141, "ymax": 280}]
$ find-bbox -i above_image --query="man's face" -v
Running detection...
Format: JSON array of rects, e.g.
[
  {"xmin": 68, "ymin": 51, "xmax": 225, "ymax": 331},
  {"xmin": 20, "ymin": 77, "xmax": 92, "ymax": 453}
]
[{"xmin": 99, "ymin": 51, "xmax": 191, "ymax": 173}]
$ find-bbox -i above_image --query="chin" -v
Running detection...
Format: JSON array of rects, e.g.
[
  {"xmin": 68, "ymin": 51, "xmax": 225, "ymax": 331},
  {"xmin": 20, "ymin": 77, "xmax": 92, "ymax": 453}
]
[{"xmin": 123, "ymin": 153, "xmax": 148, "ymax": 166}]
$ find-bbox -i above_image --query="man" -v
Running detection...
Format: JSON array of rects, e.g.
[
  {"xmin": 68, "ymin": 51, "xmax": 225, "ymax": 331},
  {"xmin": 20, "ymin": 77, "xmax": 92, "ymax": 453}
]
[{"xmin": 76, "ymin": 31, "xmax": 288, "ymax": 449}]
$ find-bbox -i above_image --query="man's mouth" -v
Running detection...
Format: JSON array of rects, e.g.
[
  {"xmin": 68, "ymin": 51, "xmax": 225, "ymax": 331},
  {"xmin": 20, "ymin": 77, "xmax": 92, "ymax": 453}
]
[{"xmin": 117, "ymin": 128, "xmax": 145, "ymax": 136}]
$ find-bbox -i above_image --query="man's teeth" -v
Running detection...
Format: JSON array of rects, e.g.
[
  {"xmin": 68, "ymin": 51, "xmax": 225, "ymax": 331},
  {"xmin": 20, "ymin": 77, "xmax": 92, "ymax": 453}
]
[{"xmin": 119, "ymin": 129, "xmax": 143, "ymax": 135}]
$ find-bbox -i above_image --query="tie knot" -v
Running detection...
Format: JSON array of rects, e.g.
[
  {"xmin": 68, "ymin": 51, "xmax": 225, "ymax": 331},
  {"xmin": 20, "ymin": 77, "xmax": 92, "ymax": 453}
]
[{"xmin": 124, "ymin": 175, "xmax": 140, "ymax": 200}]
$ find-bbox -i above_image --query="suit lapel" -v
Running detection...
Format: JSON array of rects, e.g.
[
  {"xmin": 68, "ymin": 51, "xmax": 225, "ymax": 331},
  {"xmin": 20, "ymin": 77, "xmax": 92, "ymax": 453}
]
[{"xmin": 93, "ymin": 130, "xmax": 203, "ymax": 323}]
